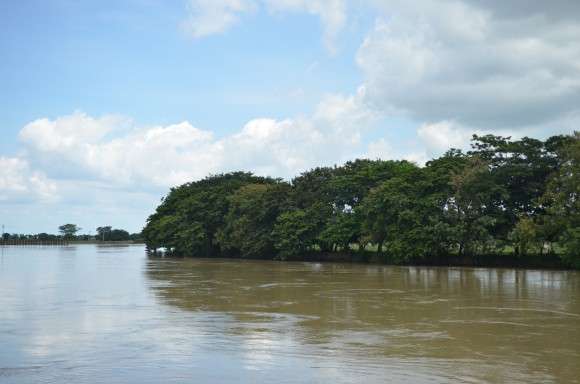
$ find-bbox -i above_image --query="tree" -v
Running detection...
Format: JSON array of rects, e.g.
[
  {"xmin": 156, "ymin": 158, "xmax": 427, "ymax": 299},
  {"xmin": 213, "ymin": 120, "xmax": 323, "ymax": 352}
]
[
  {"xmin": 143, "ymin": 172, "xmax": 274, "ymax": 256},
  {"xmin": 59, "ymin": 224, "xmax": 81, "ymax": 240},
  {"xmin": 318, "ymin": 211, "xmax": 360, "ymax": 252},
  {"xmin": 108, "ymin": 229, "xmax": 130, "ymax": 241},
  {"xmin": 359, "ymin": 168, "xmax": 440, "ymax": 263},
  {"xmin": 509, "ymin": 217, "xmax": 541, "ymax": 257},
  {"xmin": 445, "ymin": 156, "xmax": 507, "ymax": 258},
  {"xmin": 331, "ymin": 159, "xmax": 418, "ymax": 210},
  {"xmin": 270, "ymin": 199, "xmax": 333, "ymax": 259},
  {"xmin": 469, "ymin": 134, "xmax": 566, "ymax": 238},
  {"xmin": 218, "ymin": 182, "xmax": 291, "ymax": 258},
  {"xmin": 540, "ymin": 132, "xmax": 580, "ymax": 267},
  {"xmin": 96, "ymin": 226, "xmax": 112, "ymax": 241},
  {"xmin": 141, "ymin": 133, "xmax": 579, "ymax": 269}
]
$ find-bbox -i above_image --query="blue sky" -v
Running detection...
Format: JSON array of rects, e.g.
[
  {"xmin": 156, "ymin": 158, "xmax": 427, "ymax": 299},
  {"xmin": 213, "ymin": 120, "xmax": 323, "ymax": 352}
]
[
  {"xmin": 1, "ymin": 0, "xmax": 579, "ymax": 234},
  {"xmin": 0, "ymin": 0, "xmax": 366, "ymax": 148}
]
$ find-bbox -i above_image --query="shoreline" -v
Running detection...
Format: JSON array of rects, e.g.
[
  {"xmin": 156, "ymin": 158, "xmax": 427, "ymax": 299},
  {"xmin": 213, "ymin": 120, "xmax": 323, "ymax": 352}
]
[
  {"xmin": 1, "ymin": 240, "xmax": 145, "ymax": 246},
  {"xmin": 147, "ymin": 250, "xmax": 575, "ymax": 271}
]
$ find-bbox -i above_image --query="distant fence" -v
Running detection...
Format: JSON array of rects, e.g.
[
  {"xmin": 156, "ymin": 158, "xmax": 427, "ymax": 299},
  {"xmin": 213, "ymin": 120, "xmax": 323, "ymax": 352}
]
[{"xmin": 0, "ymin": 240, "xmax": 70, "ymax": 246}]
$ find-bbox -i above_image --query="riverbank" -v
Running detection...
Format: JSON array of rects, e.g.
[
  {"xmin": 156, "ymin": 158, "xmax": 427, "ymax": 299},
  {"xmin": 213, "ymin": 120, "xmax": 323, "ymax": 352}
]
[
  {"xmin": 1, "ymin": 240, "xmax": 144, "ymax": 246},
  {"xmin": 148, "ymin": 249, "xmax": 574, "ymax": 270}
]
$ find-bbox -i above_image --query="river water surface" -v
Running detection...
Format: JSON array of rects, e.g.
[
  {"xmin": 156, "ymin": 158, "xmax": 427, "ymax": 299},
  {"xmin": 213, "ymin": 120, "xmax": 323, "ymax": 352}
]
[{"xmin": 1, "ymin": 245, "xmax": 579, "ymax": 383}]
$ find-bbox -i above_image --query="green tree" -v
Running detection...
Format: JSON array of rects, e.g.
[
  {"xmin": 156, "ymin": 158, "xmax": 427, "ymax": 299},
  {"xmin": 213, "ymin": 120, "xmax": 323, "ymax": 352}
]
[
  {"xmin": 141, "ymin": 133, "xmax": 579, "ymax": 269},
  {"xmin": 96, "ymin": 226, "xmax": 112, "ymax": 241},
  {"xmin": 541, "ymin": 133, "xmax": 580, "ymax": 267},
  {"xmin": 143, "ymin": 172, "xmax": 273, "ymax": 256},
  {"xmin": 359, "ymin": 168, "xmax": 440, "ymax": 263},
  {"xmin": 272, "ymin": 202, "xmax": 332, "ymax": 259},
  {"xmin": 469, "ymin": 134, "xmax": 568, "ymax": 239},
  {"xmin": 108, "ymin": 229, "xmax": 130, "ymax": 241},
  {"xmin": 446, "ymin": 156, "xmax": 507, "ymax": 258},
  {"xmin": 509, "ymin": 217, "xmax": 541, "ymax": 257},
  {"xmin": 218, "ymin": 182, "xmax": 291, "ymax": 258},
  {"xmin": 318, "ymin": 211, "xmax": 360, "ymax": 252},
  {"xmin": 59, "ymin": 224, "xmax": 81, "ymax": 240}
]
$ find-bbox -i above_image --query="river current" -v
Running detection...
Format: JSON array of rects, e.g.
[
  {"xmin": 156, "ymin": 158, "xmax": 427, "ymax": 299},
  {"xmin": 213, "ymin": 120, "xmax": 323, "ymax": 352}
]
[{"xmin": 0, "ymin": 245, "xmax": 578, "ymax": 383}]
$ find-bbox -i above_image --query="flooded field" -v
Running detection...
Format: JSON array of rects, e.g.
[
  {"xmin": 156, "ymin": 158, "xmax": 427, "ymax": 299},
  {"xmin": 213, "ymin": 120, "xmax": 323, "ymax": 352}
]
[{"xmin": 1, "ymin": 245, "xmax": 579, "ymax": 383}]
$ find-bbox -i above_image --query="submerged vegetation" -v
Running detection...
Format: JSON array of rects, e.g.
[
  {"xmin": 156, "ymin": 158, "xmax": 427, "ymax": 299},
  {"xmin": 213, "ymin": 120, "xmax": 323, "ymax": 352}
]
[{"xmin": 143, "ymin": 133, "xmax": 580, "ymax": 268}]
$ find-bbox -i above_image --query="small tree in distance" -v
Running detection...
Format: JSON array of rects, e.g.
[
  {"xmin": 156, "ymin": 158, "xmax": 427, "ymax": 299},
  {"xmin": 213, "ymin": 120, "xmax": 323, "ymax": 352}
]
[
  {"xmin": 96, "ymin": 226, "xmax": 112, "ymax": 241},
  {"xmin": 97, "ymin": 226, "xmax": 131, "ymax": 241},
  {"xmin": 59, "ymin": 224, "xmax": 81, "ymax": 240}
]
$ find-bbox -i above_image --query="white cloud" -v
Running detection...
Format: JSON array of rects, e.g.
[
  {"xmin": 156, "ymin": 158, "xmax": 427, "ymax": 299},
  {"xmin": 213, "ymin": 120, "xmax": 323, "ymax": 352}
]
[
  {"xmin": 358, "ymin": 0, "xmax": 580, "ymax": 130},
  {"xmin": 19, "ymin": 111, "xmax": 128, "ymax": 152},
  {"xmin": 20, "ymin": 114, "xmax": 220, "ymax": 187},
  {"xmin": 10, "ymin": 0, "xmax": 580, "ymax": 206},
  {"xmin": 0, "ymin": 157, "xmax": 57, "ymax": 202},
  {"xmin": 365, "ymin": 138, "xmax": 391, "ymax": 160},
  {"xmin": 182, "ymin": 0, "xmax": 257, "ymax": 38},
  {"xmin": 417, "ymin": 121, "xmax": 473, "ymax": 154},
  {"xmin": 18, "ymin": 94, "xmax": 375, "ymax": 188},
  {"xmin": 182, "ymin": 0, "xmax": 347, "ymax": 52}
]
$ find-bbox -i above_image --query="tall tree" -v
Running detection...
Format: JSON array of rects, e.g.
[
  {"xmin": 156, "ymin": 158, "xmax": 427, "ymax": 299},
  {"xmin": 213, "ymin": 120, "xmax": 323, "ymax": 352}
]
[
  {"xmin": 446, "ymin": 156, "xmax": 507, "ymax": 258},
  {"xmin": 143, "ymin": 172, "xmax": 273, "ymax": 256},
  {"xmin": 540, "ymin": 133, "xmax": 580, "ymax": 267},
  {"xmin": 59, "ymin": 224, "xmax": 81, "ymax": 240},
  {"xmin": 96, "ymin": 226, "xmax": 112, "ymax": 241}
]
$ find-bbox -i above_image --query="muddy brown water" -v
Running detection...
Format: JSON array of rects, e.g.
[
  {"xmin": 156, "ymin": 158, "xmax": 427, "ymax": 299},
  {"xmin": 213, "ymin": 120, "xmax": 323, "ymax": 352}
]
[{"xmin": 1, "ymin": 245, "xmax": 579, "ymax": 383}]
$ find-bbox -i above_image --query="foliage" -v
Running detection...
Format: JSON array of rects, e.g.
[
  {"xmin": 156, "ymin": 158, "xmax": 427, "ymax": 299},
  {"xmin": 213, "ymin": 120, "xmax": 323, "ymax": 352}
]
[
  {"xmin": 509, "ymin": 217, "xmax": 540, "ymax": 257},
  {"xmin": 96, "ymin": 226, "xmax": 131, "ymax": 241},
  {"xmin": 445, "ymin": 156, "xmax": 508, "ymax": 257},
  {"xmin": 142, "ymin": 172, "xmax": 274, "ymax": 255},
  {"xmin": 143, "ymin": 134, "xmax": 580, "ymax": 268},
  {"xmin": 59, "ymin": 224, "xmax": 81, "ymax": 239},
  {"xmin": 1, "ymin": 226, "xmax": 139, "ymax": 242},
  {"xmin": 539, "ymin": 132, "xmax": 580, "ymax": 267},
  {"xmin": 218, "ymin": 182, "xmax": 291, "ymax": 258},
  {"xmin": 272, "ymin": 203, "xmax": 332, "ymax": 259},
  {"xmin": 96, "ymin": 226, "xmax": 112, "ymax": 240}
]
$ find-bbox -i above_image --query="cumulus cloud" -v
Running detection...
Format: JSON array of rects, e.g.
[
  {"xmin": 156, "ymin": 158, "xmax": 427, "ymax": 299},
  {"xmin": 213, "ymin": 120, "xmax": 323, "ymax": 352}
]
[
  {"xmin": 179, "ymin": 0, "xmax": 580, "ymax": 163},
  {"xmin": 0, "ymin": 157, "xmax": 57, "ymax": 202},
  {"xmin": 417, "ymin": 121, "xmax": 474, "ymax": 154},
  {"xmin": 19, "ymin": 112, "xmax": 128, "ymax": 151},
  {"xmin": 18, "ymin": 93, "xmax": 375, "ymax": 188},
  {"xmin": 20, "ymin": 114, "xmax": 220, "ymax": 187},
  {"xmin": 463, "ymin": 0, "xmax": 580, "ymax": 21},
  {"xmin": 11, "ymin": 0, "xmax": 580, "ymax": 200},
  {"xmin": 359, "ymin": 1, "xmax": 580, "ymax": 129},
  {"xmin": 182, "ymin": 0, "xmax": 347, "ymax": 51}
]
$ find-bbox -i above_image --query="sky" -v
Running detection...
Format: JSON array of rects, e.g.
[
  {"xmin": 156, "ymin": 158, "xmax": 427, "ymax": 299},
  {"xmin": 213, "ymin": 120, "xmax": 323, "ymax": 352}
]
[{"xmin": 1, "ymin": 0, "xmax": 579, "ymax": 234}]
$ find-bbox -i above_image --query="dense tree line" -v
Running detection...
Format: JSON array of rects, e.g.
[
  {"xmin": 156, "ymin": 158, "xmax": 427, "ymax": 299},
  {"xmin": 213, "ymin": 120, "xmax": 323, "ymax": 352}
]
[
  {"xmin": 1, "ymin": 225, "xmax": 142, "ymax": 242},
  {"xmin": 143, "ymin": 133, "xmax": 580, "ymax": 268}
]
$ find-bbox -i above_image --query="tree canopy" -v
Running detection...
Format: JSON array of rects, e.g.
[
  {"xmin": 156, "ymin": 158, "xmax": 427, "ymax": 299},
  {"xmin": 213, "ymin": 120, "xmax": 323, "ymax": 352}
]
[
  {"xmin": 143, "ymin": 133, "xmax": 580, "ymax": 268},
  {"xmin": 59, "ymin": 224, "xmax": 81, "ymax": 239}
]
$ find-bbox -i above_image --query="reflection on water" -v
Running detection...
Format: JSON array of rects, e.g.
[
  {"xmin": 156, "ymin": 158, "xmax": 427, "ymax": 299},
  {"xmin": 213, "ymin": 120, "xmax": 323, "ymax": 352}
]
[
  {"xmin": 0, "ymin": 245, "xmax": 579, "ymax": 383},
  {"xmin": 146, "ymin": 258, "xmax": 580, "ymax": 383}
]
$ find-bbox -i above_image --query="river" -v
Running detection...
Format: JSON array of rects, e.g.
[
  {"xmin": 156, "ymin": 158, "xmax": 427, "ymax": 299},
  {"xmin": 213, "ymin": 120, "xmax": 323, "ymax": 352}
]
[{"xmin": 0, "ymin": 245, "xmax": 579, "ymax": 383}]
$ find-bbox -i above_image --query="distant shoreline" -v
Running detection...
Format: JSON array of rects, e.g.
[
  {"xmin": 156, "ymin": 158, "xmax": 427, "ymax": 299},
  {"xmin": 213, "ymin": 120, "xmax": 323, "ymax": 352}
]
[
  {"xmin": 1, "ymin": 240, "xmax": 144, "ymax": 246},
  {"xmin": 70, "ymin": 240, "xmax": 145, "ymax": 245}
]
